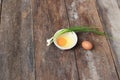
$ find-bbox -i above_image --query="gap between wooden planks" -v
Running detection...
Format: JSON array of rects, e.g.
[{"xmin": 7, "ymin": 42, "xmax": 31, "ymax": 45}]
[
  {"xmin": 33, "ymin": 0, "xmax": 119, "ymax": 80},
  {"xmin": 96, "ymin": 0, "xmax": 120, "ymax": 78},
  {"xmin": 64, "ymin": 0, "xmax": 119, "ymax": 80},
  {"xmin": 33, "ymin": 0, "xmax": 79, "ymax": 80},
  {"xmin": 0, "ymin": 0, "xmax": 119, "ymax": 80}
]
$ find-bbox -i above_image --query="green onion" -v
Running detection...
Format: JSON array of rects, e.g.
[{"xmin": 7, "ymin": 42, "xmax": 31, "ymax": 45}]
[
  {"xmin": 67, "ymin": 26, "xmax": 104, "ymax": 35},
  {"xmin": 47, "ymin": 26, "xmax": 104, "ymax": 46}
]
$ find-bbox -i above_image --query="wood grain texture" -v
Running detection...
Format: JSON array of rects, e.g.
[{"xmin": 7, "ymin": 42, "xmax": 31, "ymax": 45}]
[
  {"xmin": 0, "ymin": 0, "xmax": 1, "ymax": 12},
  {"xmin": 65, "ymin": 0, "xmax": 119, "ymax": 80},
  {"xmin": 0, "ymin": 0, "xmax": 120, "ymax": 80},
  {"xmin": 0, "ymin": 0, "xmax": 1, "ymax": 13},
  {"xmin": 33, "ymin": 0, "xmax": 79, "ymax": 80},
  {"xmin": 0, "ymin": 0, "xmax": 2, "ymax": 23},
  {"xmin": 0, "ymin": 0, "xmax": 35, "ymax": 80},
  {"xmin": 96, "ymin": 0, "xmax": 120, "ymax": 78}
]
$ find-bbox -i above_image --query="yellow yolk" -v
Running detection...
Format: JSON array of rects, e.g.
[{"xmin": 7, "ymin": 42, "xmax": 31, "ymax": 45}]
[
  {"xmin": 57, "ymin": 37, "xmax": 67, "ymax": 47},
  {"xmin": 56, "ymin": 34, "xmax": 74, "ymax": 48}
]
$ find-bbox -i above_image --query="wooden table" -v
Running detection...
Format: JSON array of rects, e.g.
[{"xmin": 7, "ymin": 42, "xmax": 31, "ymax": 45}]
[{"xmin": 0, "ymin": 0, "xmax": 120, "ymax": 80}]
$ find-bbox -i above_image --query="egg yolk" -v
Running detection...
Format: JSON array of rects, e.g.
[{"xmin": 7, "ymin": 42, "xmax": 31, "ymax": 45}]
[{"xmin": 57, "ymin": 37, "xmax": 67, "ymax": 47}]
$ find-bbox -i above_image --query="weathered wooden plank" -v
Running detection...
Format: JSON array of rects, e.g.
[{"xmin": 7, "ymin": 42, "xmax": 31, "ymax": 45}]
[
  {"xmin": 65, "ymin": 0, "xmax": 119, "ymax": 80},
  {"xmin": 0, "ymin": 0, "xmax": 1, "ymax": 12},
  {"xmin": 0, "ymin": 54, "xmax": 8, "ymax": 80},
  {"xmin": 33, "ymin": 0, "xmax": 79, "ymax": 80},
  {"xmin": 96, "ymin": 0, "xmax": 120, "ymax": 78},
  {"xmin": 0, "ymin": 0, "xmax": 35, "ymax": 80},
  {"xmin": 0, "ymin": 0, "xmax": 2, "ymax": 23}
]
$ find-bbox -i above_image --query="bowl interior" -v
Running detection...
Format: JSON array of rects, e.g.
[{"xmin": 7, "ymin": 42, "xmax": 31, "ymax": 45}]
[{"xmin": 53, "ymin": 29, "xmax": 78, "ymax": 50}]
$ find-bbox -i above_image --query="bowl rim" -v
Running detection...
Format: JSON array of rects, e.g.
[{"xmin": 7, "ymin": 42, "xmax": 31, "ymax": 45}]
[{"xmin": 53, "ymin": 29, "xmax": 78, "ymax": 50}]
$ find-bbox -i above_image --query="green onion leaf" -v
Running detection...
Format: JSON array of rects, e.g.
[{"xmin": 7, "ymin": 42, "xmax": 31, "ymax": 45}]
[
  {"xmin": 67, "ymin": 26, "xmax": 104, "ymax": 35},
  {"xmin": 47, "ymin": 26, "xmax": 104, "ymax": 46}
]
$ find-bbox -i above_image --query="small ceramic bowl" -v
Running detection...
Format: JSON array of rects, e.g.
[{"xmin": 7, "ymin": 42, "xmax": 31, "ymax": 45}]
[{"xmin": 53, "ymin": 29, "xmax": 78, "ymax": 50}]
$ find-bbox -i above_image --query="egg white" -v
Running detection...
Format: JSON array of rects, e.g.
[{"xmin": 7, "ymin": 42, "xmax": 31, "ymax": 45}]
[{"xmin": 57, "ymin": 32, "xmax": 75, "ymax": 48}]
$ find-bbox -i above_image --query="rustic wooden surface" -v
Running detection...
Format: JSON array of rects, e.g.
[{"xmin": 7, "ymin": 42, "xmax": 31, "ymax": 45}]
[
  {"xmin": 0, "ymin": 0, "xmax": 35, "ymax": 80},
  {"xmin": 96, "ymin": 0, "xmax": 120, "ymax": 77},
  {"xmin": 0, "ymin": 0, "xmax": 120, "ymax": 80}
]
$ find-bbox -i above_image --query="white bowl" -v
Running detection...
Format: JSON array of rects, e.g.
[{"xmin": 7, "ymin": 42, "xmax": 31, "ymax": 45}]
[{"xmin": 53, "ymin": 29, "xmax": 78, "ymax": 50}]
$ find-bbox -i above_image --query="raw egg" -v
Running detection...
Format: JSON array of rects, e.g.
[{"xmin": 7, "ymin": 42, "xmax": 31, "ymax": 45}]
[
  {"xmin": 82, "ymin": 41, "xmax": 93, "ymax": 50},
  {"xmin": 53, "ymin": 29, "xmax": 78, "ymax": 50}
]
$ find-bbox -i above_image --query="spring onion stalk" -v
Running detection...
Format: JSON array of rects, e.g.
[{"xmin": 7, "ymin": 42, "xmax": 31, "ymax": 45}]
[{"xmin": 47, "ymin": 26, "xmax": 104, "ymax": 46}]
